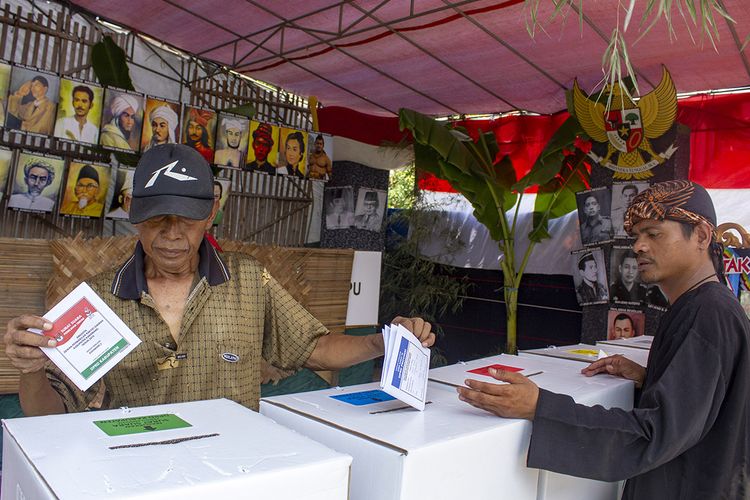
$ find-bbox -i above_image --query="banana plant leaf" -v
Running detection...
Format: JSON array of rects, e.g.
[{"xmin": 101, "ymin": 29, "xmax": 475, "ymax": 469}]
[
  {"xmin": 91, "ymin": 35, "xmax": 134, "ymax": 90},
  {"xmin": 401, "ymin": 109, "xmax": 517, "ymax": 221},
  {"xmin": 413, "ymin": 142, "xmax": 507, "ymax": 241},
  {"xmin": 529, "ymin": 153, "xmax": 589, "ymax": 242},
  {"xmin": 400, "ymin": 109, "xmax": 482, "ymax": 177},
  {"xmin": 513, "ymin": 115, "xmax": 584, "ymax": 191}
]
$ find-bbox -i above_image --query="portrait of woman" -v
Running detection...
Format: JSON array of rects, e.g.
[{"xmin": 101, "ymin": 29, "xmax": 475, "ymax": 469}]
[{"xmin": 276, "ymin": 128, "xmax": 307, "ymax": 177}]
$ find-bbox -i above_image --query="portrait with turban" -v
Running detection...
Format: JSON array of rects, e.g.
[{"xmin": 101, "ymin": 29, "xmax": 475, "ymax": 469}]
[
  {"xmin": 141, "ymin": 98, "xmax": 180, "ymax": 152},
  {"xmin": 214, "ymin": 113, "xmax": 250, "ymax": 168},
  {"xmin": 99, "ymin": 89, "xmax": 144, "ymax": 152},
  {"xmin": 181, "ymin": 106, "xmax": 217, "ymax": 163}
]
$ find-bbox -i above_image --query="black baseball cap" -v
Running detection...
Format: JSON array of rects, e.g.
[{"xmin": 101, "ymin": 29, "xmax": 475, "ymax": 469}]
[{"xmin": 129, "ymin": 144, "xmax": 215, "ymax": 224}]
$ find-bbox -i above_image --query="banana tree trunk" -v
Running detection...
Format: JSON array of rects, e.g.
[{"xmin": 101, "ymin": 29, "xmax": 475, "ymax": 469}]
[{"xmin": 503, "ymin": 269, "xmax": 519, "ymax": 355}]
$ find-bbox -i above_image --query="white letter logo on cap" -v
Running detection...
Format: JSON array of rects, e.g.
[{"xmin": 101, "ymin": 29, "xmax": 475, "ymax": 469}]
[{"xmin": 145, "ymin": 160, "xmax": 197, "ymax": 188}]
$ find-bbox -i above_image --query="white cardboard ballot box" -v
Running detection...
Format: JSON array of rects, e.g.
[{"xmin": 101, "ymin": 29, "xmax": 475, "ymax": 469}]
[
  {"xmin": 261, "ymin": 381, "xmax": 539, "ymax": 500},
  {"xmin": 520, "ymin": 342, "xmax": 650, "ymax": 367},
  {"xmin": 429, "ymin": 354, "xmax": 634, "ymax": 500},
  {"xmin": 1, "ymin": 398, "xmax": 351, "ymax": 500}
]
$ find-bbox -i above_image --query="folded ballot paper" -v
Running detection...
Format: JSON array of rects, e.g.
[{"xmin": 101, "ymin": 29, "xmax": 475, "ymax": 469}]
[
  {"xmin": 379, "ymin": 323, "xmax": 431, "ymax": 411},
  {"xmin": 31, "ymin": 282, "xmax": 141, "ymax": 391}
]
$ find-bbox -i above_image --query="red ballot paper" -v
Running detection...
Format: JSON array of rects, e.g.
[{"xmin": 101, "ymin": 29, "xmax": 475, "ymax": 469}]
[{"xmin": 467, "ymin": 364, "xmax": 524, "ymax": 376}]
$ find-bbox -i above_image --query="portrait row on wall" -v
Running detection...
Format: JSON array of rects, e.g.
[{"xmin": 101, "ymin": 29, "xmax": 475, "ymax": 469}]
[
  {"xmin": 0, "ymin": 148, "xmax": 231, "ymax": 225},
  {"xmin": 0, "ymin": 61, "xmax": 334, "ymax": 181},
  {"xmin": 323, "ymin": 186, "xmax": 387, "ymax": 233},
  {"xmin": 570, "ymin": 246, "xmax": 668, "ymax": 309},
  {"xmin": 575, "ymin": 182, "xmax": 651, "ymax": 246}
]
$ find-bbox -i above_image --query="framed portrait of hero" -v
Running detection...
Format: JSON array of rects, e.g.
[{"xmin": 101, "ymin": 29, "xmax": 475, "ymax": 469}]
[
  {"xmin": 106, "ymin": 168, "xmax": 134, "ymax": 220},
  {"xmin": 277, "ymin": 127, "xmax": 308, "ymax": 178},
  {"xmin": 7, "ymin": 151, "xmax": 64, "ymax": 213},
  {"xmin": 572, "ymin": 247, "xmax": 610, "ymax": 306},
  {"xmin": 606, "ymin": 308, "xmax": 645, "ymax": 340},
  {"xmin": 215, "ymin": 113, "xmax": 249, "ymax": 168},
  {"xmin": 99, "ymin": 88, "xmax": 144, "ymax": 153},
  {"xmin": 141, "ymin": 96, "xmax": 181, "ymax": 153},
  {"xmin": 53, "ymin": 78, "xmax": 104, "ymax": 145},
  {"xmin": 245, "ymin": 120, "xmax": 279, "ymax": 173},
  {"xmin": 307, "ymin": 133, "xmax": 333, "ymax": 182},
  {"xmin": 5, "ymin": 66, "xmax": 60, "ymax": 136},
  {"xmin": 181, "ymin": 106, "xmax": 217, "ymax": 164},
  {"xmin": 576, "ymin": 186, "xmax": 613, "ymax": 246},
  {"xmin": 59, "ymin": 161, "xmax": 110, "ymax": 218},
  {"xmin": 0, "ymin": 61, "xmax": 12, "ymax": 128},
  {"xmin": 211, "ymin": 176, "xmax": 232, "ymax": 227},
  {"xmin": 0, "ymin": 147, "xmax": 13, "ymax": 203}
]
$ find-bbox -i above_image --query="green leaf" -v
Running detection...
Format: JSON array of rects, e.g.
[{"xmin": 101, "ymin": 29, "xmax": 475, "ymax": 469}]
[
  {"xmin": 413, "ymin": 142, "xmax": 505, "ymax": 241},
  {"xmin": 399, "ymin": 109, "xmax": 482, "ymax": 176},
  {"xmin": 90, "ymin": 35, "xmax": 135, "ymax": 90},
  {"xmin": 528, "ymin": 151, "xmax": 590, "ymax": 243},
  {"xmin": 223, "ymin": 103, "xmax": 256, "ymax": 119},
  {"xmin": 513, "ymin": 116, "xmax": 583, "ymax": 191}
]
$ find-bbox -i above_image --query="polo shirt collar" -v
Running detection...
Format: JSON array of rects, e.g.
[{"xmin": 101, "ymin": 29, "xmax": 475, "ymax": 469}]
[{"xmin": 111, "ymin": 237, "xmax": 230, "ymax": 300}]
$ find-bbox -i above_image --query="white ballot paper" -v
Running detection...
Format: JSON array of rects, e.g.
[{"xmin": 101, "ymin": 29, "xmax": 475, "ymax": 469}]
[
  {"xmin": 379, "ymin": 323, "xmax": 430, "ymax": 411},
  {"xmin": 32, "ymin": 282, "xmax": 141, "ymax": 391}
]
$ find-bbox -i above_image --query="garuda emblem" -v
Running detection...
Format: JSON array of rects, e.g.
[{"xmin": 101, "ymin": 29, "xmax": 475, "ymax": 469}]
[{"xmin": 571, "ymin": 67, "xmax": 678, "ymax": 180}]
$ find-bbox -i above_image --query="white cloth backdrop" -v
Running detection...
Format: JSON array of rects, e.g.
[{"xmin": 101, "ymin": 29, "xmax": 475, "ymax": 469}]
[{"xmin": 417, "ymin": 190, "xmax": 750, "ymax": 275}]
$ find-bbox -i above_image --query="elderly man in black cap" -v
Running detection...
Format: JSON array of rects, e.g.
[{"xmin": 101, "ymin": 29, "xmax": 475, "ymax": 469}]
[
  {"xmin": 5, "ymin": 144, "xmax": 435, "ymax": 416},
  {"xmin": 456, "ymin": 180, "xmax": 750, "ymax": 500}
]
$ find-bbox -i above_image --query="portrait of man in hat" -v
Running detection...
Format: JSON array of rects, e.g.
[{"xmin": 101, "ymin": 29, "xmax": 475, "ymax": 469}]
[
  {"xmin": 59, "ymin": 162, "xmax": 109, "ymax": 217},
  {"xmin": 99, "ymin": 89, "xmax": 143, "ymax": 152},
  {"xmin": 215, "ymin": 114, "xmax": 249, "ymax": 168},
  {"xmin": 245, "ymin": 121, "xmax": 278, "ymax": 174},
  {"xmin": 573, "ymin": 248, "xmax": 609, "ymax": 305},
  {"xmin": 142, "ymin": 99, "xmax": 180, "ymax": 152},
  {"xmin": 325, "ymin": 186, "xmax": 354, "ymax": 230},
  {"xmin": 354, "ymin": 188, "xmax": 385, "ymax": 232},
  {"xmin": 8, "ymin": 152, "xmax": 64, "ymax": 212},
  {"xmin": 181, "ymin": 107, "xmax": 216, "ymax": 163}
]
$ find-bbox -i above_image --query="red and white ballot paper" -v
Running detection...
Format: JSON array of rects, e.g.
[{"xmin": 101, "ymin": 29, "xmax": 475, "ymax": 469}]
[
  {"xmin": 31, "ymin": 282, "xmax": 141, "ymax": 391},
  {"xmin": 379, "ymin": 323, "xmax": 431, "ymax": 411}
]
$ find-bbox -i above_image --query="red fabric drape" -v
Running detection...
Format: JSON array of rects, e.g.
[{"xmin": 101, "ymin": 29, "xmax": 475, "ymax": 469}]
[{"xmin": 318, "ymin": 92, "xmax": 750, "ymax": 191}]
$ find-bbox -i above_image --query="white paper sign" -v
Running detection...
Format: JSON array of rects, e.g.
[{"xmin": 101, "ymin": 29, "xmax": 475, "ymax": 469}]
[
  {"xmin": 346, "ymin": 251, "xmax": 382, "ymax": 326},
  {"xmin": 379, "ymin": 324, "xmax": 430, "ymax": 411},
  {"xmin": 34, "ymin": 282, "xmax": 142, "ymax": 391}
]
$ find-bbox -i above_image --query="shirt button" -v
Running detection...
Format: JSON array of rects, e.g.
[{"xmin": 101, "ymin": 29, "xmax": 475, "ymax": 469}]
[{"xmin": 164, "ymin": 342, "xmax": 176, "ymax": 350}]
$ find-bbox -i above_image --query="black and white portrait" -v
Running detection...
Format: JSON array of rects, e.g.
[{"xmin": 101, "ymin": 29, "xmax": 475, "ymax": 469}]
[
  {"xmin": 572, "ymin": 247, "xmax": 609, "ymax": 305},
  {"xmin": 609, "ymin": 246, "xmax": 646, "ymax": 304},
  {"xmin": 576, "ymin": 187, "xmax": 613, "ymax": 245},
  {"xmin": 611, "ymin": 181, "xmax": 649, "ymax": 238},
  {"xmin": 354, "ymin": 188, "xmax": 386, "ymax": 232},
  {"xmin": 325, "ymin": 186, "xmax": 354, "ymax": 230}
]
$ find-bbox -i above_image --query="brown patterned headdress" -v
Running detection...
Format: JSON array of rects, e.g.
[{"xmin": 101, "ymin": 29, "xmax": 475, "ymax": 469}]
[{"xmin": 623, "ymin": 180, "xmax": 717, "ymax": 235}]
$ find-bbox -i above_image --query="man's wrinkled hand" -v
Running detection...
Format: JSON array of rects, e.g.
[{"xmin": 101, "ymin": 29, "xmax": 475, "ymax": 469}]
[
  {"xmin": 391, "ymin": 316, "xmax": 435, "ymax": 348},
  {"xmin": 457, "ymin": 368, "xmax": 539, "ymax": 420},
  {"xmin": 4, "ymin": 315, "xmax": 56, "ymax": 374}
]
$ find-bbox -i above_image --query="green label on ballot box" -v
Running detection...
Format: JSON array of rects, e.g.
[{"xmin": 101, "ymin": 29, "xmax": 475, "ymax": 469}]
[{"xmin": 94, "ymin": 413, "xmax": 192, "ymax": 436}]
